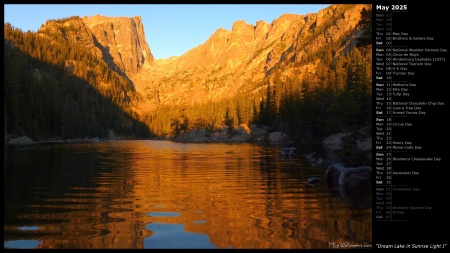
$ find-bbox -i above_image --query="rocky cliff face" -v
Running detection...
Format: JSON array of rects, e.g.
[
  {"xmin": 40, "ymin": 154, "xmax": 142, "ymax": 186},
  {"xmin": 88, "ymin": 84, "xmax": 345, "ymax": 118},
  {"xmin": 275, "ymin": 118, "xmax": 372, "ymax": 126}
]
[
  {"xmin": 82, "ymin": 15, "xmax": 154, "ymax": 75},
  {"xmin": 284, "ymin": 4, "xmax": 369, "ymax": 64},
  {"xmin": 38, "ymin": 15, "xmax": 155, "ymax": 77}
]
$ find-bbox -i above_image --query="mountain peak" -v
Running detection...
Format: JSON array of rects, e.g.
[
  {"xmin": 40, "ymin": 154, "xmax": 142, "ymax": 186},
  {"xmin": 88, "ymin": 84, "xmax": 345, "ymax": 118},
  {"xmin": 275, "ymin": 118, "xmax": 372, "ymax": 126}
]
[
  {"xmin": 232, "ymin": 19, "xmax": 249, "ymax": 28},
  {"xmin": 81, "ymin": 14, "xmax": 155, "ymax": 75}
]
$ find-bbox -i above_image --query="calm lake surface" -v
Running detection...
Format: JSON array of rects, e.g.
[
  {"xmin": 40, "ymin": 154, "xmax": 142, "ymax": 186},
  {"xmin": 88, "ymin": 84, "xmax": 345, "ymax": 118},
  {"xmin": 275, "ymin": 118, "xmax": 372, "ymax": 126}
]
[{"xmin": 4, "ymin": 140, "xmax": 372, "ymax": 249}]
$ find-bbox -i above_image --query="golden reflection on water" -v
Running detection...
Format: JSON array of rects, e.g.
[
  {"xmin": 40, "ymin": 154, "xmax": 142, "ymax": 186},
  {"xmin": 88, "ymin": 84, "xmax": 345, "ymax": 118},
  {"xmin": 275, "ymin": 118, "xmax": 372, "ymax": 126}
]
[{"xmin": 4, "ymin": 140, "xmax": 371, "ymax": 249}]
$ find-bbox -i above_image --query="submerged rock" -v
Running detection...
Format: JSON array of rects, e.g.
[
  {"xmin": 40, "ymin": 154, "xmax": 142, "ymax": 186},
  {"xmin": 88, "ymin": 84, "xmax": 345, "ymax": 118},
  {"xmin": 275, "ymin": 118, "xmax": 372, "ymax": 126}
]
[
  {"xmin": 325, "ymin": 163, "xmax": 372, "ymax": 186},
  {"xmin": 8, "ymin": 136, "xmax": 34, "ymax": 145},
  {"xmin": 307, "ymin": 177, "xmax": 320, "ymax": 184},
  {"xmin": 302, "ymin": 152, "xmax": 317, "ymax": 165},
  {"xmin": 281, "ymin": 147, "xmax": 297, "ymax": 157},
  {"xmin": 268, "ymin": 132, "xmax": 286, "ymax": 143}
]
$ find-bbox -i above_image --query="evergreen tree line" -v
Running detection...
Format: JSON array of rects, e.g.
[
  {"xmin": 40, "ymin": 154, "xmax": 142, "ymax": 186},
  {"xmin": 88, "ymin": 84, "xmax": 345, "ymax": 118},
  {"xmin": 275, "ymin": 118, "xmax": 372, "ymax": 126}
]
[
  {"xmin": 255, "ymin": 45, "xmax": 372, "ymax": 144},
  {"xmin": 142, "ymin": 91, "xmax": 261, "ymax": 137},
  {"xmin": 4, "ymin": 23, "xmax": 151, "ymax": 140}
]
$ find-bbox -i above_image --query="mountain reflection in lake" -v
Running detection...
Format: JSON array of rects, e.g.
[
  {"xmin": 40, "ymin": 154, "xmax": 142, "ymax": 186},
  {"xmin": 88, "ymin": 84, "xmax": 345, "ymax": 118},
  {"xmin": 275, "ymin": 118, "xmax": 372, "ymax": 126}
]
[{"xmin": 4, "ymin": 140, "xmax": 372, "ymax": 249}]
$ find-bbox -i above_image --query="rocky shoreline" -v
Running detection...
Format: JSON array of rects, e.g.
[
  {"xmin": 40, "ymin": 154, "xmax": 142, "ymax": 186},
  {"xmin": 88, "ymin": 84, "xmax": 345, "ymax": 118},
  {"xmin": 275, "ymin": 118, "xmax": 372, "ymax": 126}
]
[{"xmin": 6, "ymin": 136, "xmax": 104, "ymax": 146}]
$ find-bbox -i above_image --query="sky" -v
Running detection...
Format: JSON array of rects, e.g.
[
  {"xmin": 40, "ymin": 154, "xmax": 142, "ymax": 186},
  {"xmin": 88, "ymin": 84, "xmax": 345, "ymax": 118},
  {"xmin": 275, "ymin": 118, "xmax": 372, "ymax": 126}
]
[{"xmin": 4, "ymin": 4, "xmax": 331, "ymax": 60}]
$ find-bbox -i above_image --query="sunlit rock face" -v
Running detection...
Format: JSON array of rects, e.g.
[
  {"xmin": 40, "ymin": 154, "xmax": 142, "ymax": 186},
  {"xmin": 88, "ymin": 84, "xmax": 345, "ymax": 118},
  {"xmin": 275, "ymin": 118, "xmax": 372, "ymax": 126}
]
[
  {"xmin": 39, "ymin": 14, "xmax": 155, "ymax": 77},
  {"xmin": 82, "ymin": 15, "xmax": 155, "ymax": 75}
]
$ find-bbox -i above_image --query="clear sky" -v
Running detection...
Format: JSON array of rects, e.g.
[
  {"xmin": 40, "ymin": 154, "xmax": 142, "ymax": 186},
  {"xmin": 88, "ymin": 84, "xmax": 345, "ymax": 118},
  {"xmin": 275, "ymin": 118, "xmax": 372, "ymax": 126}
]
[{"xmin": 4, "ymin": 4, "xmax": 331, "ymax": 60}]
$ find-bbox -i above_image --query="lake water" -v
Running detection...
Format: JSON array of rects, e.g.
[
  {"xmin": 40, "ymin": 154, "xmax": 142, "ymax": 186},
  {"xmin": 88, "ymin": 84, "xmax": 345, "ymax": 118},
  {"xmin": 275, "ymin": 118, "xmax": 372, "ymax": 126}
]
[{"xmin": 4, "ymin": 140, "xmax": 372, "ymax": 249}]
